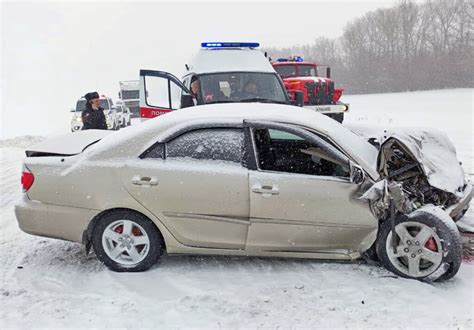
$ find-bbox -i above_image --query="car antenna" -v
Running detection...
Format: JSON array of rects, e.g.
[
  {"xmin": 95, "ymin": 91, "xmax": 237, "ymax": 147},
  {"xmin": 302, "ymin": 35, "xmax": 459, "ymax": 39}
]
[{"xmin": 185, "ymin": 64, "xmax": 189, "ymax": 71}]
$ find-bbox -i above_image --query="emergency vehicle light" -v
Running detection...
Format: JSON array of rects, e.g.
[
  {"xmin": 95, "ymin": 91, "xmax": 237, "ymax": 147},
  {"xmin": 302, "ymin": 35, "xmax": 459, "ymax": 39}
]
[
  {"xmin": 201, "ymin": 42, "xmax": 260, "ymax": 48},
  {"xmin": 277, "ymin": 56, "xmax": 304, "ymax": 62}
]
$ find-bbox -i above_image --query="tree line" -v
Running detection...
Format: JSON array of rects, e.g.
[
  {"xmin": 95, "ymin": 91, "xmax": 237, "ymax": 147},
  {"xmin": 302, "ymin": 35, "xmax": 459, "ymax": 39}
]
[{"xmin": 264, "ymin": 0, "xmax": 473, "ymax": 94}]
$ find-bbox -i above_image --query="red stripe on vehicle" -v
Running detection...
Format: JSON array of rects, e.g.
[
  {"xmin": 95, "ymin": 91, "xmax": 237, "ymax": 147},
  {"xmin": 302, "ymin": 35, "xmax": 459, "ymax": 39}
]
[{"xmin": 140, "ymin": 107, "xmax": 172, "ymax": 118}]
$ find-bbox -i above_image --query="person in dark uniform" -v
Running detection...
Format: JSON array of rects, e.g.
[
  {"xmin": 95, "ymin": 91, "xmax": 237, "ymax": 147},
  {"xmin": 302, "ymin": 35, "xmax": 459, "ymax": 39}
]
[{"xmin": 81, "ymin": 92, "xmax": 107, "ymax": 130}]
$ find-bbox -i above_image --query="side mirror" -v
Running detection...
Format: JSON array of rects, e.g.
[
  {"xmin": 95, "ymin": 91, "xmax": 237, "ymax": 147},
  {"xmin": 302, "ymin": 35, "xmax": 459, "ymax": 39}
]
[
  {"xmin": 350, "ymin": 161, "xmax": 365, "ymax": 184},
  {"xmin": 326, "ymin": 67, "xmax": 331, "ymax": 79},
  {"xmin": 292, "ymin": 91, "xmax": 304, "ymax": 107},
  {"xmin": 181, "ymin": 94, "xmax": 195, "ymax": 108},
  {"xmin": 367, "ymin": 137, "xmax": 381, "ymax": 149}
]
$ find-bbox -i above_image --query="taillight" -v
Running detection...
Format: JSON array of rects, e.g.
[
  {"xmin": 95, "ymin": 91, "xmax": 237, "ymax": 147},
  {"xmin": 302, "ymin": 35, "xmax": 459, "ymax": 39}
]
[{"xmin": 21, "ymin": 171, "xmax": 34, "ymax": 192}]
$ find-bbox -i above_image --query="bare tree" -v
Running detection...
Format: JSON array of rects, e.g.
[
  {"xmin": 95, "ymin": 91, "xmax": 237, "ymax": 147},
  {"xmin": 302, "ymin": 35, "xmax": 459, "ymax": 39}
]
[{"xmin": 264, "ymin": 0, "xmax": 473, "ymax": 94}]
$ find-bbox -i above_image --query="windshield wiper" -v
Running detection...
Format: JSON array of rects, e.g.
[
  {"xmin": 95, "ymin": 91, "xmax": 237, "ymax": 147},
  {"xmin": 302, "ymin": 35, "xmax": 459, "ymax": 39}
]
[{"xmin": 240, "ymin": 98, "xmax": 287, "ymax": 104}]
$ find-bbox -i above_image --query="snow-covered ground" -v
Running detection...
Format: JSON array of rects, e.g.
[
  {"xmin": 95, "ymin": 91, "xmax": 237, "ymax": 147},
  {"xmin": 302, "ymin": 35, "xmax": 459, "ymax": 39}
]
[{"xmin": 0, "ymin": 89, "xmax": 473, "ymax": 328}]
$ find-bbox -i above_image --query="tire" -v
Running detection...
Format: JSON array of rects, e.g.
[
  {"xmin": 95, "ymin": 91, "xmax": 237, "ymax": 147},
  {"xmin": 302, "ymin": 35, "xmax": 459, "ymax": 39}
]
[
  {"xmin": 327, "ymin": 113, "xmax": 344, "ymax": 123},
  {"xmin": 376, "ymin": 206, "xmax": 462, "ymax": 281},
  {"xmin": 92, "ymin": 210, "xmax": 164, "ymax": 272}
]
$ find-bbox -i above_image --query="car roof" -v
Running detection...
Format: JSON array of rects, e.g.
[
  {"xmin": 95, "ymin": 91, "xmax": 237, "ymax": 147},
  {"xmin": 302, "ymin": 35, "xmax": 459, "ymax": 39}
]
[
  {"xmin": 186, "ymin": 48, "xmax": 276, "ymax": 75},
  {"xmin": 88, "ymin": 103, "xmax": 379, "ymax": 179}
]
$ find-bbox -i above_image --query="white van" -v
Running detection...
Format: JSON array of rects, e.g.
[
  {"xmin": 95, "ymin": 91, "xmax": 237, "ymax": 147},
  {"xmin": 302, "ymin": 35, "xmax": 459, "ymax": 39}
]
[{"xmin": 138, "ymin": 42, "xmax": 301, "ymax": 120}]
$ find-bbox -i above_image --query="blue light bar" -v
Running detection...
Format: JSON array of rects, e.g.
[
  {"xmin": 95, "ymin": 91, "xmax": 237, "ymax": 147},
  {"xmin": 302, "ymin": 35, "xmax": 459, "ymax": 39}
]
[
  {"xmin": 276, "ymin": 56, "xmax": 304, "ymax": 62},
  {"xmin": 201, "ymin": 42, "xmax": 260, "ymax": 48}
]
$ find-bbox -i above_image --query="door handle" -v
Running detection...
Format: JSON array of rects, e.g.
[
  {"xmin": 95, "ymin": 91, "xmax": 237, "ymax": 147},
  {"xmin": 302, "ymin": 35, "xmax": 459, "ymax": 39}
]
[
  {"xmin": 252, "ymin": 184, "xmax": 279, "ymax": 196},
  {"xmin": 132, "ymin": 175, "xmax": 158, "ymax": 186}
]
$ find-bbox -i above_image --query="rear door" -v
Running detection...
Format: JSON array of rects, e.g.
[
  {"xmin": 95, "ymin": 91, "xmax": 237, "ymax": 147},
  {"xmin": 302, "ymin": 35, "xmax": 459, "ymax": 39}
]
[
  {"xmin": 139, "ymin": 70, "xmax": 193, "ymax": 119},
  {"xmin": 121, "ymin": 126, "xmax": 250, "ymax": 249}
]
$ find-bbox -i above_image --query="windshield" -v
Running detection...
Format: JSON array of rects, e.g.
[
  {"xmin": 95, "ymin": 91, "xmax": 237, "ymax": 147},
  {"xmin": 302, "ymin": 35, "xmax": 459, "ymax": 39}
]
[
  {"xmin": 274, "ymin": 65, "xmax": 297, "ymax": 78},
  {"xmin": 75, "ymin": 99, "xmax": 110, "ymax": 111},
  {"xmin": 197, "ymin": 72, "xmax": 288, "ymax": 104},
  {"xmin": 121, "ymin": 90, "xmax": 139, "ymax": 99},
  {"xmin": 298, "ymin": 65, "xmax": 318, "ymax": 77}
]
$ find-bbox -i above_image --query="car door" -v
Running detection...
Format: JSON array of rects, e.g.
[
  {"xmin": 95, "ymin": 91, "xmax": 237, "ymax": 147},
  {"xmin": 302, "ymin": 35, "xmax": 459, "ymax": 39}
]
[
  {"xmin": 121, "ymin": 126, "xmax": 250, "ymax": 249},
  {"xmin": 139, "ymin": 69, "xmax": 194, "ymax": 119},
  {"xmin": 244, "ymin": 120, "xmax": 377, "ymax": 253}
]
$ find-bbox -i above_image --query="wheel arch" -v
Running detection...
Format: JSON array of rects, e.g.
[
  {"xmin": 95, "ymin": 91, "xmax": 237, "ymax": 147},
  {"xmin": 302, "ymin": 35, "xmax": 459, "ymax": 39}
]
[{"xmin": 82, "ymin": 207, "xmax": 167, "ymax": 253}]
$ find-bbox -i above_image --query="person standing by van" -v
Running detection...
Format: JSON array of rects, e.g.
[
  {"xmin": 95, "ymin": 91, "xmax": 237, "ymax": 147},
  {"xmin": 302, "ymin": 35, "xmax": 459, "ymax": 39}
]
[{"xmin": 82, "ymin": 92, "xmax": 107, "ymax": 130}]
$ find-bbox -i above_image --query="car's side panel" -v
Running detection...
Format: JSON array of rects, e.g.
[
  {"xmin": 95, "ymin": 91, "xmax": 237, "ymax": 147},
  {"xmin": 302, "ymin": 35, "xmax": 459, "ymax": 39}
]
[
  {"xmin": 15, "ymin": 194, "xmax": 99, "ymax": 242},
  {"xmin": 247, "ymin": 171, "xmax": 378, "ymax": 253},
  {"xmin": 120, "ymin": 159, "xmax": 250, "ymax": 249},
  {"xmin": 25, "ymin": 156, "xmax": 128, "ymax": 211}
]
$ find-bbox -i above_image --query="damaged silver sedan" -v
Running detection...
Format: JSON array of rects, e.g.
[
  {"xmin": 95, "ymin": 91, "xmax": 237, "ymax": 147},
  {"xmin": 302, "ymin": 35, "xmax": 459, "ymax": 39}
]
[{"xmin": 15, "ymin": 104, "xmax": 472, "ymax": 280}]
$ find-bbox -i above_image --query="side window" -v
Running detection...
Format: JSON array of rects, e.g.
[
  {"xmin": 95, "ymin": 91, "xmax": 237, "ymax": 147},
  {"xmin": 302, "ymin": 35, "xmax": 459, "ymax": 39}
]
[
  {"xmin": 253, "ymin": 128, "xmax": 349, "ymax": 177},
  {"xmin": 182, "ymin": 77, "xmax": 190, "ymax": 90},
  {"xmin": 167, "ymin": 128, "xmax": 243, "ymax": 163},
  {"xmin": 144, "ymin": 76, "xmax": 183, "ymax": 110},
  {"xmin": 170, "ymin": 82, "xmax": 182, "ymax": 110},
  {"xmin": 142, "ymin": 143, "xmax": 165, "ymax": 159}
]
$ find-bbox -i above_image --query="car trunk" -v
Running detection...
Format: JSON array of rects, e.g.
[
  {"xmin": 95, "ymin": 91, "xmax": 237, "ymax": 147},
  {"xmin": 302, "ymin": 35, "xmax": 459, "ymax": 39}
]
[{"xmin": 25, "ymin": 130, "xmax": 112, "ymax": 157}]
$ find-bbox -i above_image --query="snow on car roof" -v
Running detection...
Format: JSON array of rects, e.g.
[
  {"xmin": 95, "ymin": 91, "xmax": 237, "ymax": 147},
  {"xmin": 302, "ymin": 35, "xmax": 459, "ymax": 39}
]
[
  {"xmin": 89, "ymin": 103, "xmax": 379, "ymax": 180},
  {"xmin": 187, "ymin": 49, "xmax": 276, "ymax": 74}
]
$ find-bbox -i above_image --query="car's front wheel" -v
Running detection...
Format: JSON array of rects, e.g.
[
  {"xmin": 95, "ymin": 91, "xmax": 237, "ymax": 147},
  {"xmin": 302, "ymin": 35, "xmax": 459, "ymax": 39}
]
[
  {"xmin": 376, "ymin": 206, "xmax": 462, "ymax": 281},
  {"xmin": 92, "ymin": 210, "xmax": 164, "ymax": 272}
]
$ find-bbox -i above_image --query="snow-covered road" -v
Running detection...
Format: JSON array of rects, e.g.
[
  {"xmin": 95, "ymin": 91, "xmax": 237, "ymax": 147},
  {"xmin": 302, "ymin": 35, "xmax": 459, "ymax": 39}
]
[{"xmin": 1, "ymin": 89, "xmax": 473, "ymax": 328}]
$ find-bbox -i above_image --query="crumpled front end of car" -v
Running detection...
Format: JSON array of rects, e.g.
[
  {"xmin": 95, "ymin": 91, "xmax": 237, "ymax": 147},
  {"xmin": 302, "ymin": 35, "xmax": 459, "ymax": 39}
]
[{"xmin": 358, "ymin": 127, "xmax": 472, "ymax": 223}]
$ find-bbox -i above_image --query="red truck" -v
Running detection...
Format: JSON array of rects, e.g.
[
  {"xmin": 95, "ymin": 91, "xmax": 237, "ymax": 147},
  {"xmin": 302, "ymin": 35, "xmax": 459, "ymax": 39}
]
[{"xmin": 272, "ymin": 56, "xmax": 349, "ymax": 122}]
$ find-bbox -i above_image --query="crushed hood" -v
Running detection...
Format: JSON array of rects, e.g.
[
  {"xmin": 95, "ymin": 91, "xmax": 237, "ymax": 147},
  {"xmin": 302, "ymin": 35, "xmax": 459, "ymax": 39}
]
[
  {"xmin": 347, "ymin": 124, "xmax": 465, "ymax": 195},
  {"xmin": 25, "ymin": 130, "xmax": 112, "ymax": 157},
  {"xmin": 381, "ymin": 128, "xmax": 465, "ymax": 194}
]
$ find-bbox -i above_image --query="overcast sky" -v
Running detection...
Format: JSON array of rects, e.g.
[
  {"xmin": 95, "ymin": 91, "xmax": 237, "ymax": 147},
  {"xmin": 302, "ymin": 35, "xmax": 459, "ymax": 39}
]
[{"xmin": 1, "ymin": 0, "xmax": 398, "ymax": 138}]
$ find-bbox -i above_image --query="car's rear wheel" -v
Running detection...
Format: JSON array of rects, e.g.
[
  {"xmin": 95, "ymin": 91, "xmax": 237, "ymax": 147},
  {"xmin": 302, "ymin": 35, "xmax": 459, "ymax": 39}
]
[
  {"xmin": 92, "ymin": 210, "xmax": 164, "ymax": 272},
  {"xmin": 376, "ymin": 207, "xmax": 462, "ymax": 281}
]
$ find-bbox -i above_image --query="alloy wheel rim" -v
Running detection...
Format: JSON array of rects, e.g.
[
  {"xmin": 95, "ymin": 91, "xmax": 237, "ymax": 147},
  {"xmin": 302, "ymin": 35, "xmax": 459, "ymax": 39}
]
[
  {"xmin": 386, "ymin": 221, "xmax": 443, "ymax": 278},
  {"xmin": 102, "ymin": 219, "xmax": 150, "ymax": 266}
]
